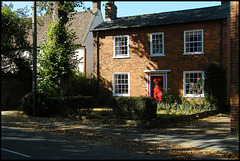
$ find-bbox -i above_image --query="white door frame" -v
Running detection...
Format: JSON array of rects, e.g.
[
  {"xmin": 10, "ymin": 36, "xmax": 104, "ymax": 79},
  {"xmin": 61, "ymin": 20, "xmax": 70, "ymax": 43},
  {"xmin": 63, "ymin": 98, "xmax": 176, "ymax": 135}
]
[{"xmin": 144, "ymin": 70, "xmax": 171, "ymax": 97}]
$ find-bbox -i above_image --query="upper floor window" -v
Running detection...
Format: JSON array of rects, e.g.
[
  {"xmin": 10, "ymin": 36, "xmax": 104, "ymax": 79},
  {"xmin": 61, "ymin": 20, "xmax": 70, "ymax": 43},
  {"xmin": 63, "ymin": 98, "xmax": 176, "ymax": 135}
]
[
  {"xmin": 184, "ymin": 29, "xmax": 204, "ymax": 55},
  {"xmin": 150, "ymin": 32, "xmax": 164, "ymax": 56},
  {"xmin": 113, "ymin": 35, "xmax": 129, "ymax": 58}
]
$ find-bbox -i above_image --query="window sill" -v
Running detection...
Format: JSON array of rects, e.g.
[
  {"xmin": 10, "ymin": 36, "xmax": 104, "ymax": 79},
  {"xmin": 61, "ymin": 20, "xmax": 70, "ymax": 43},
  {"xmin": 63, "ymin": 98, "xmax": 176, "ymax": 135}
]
[
  {"xmin": 113, "ymin": 56, "xmax": 130, "ymax": 59},
  {"xmin": 149, "ymin": 54, "xmax": 165, "ymax": 57},
  {"xmin": 183, "ymin": 52, "xmax": 204, "ymax": 55},
  {"xmin": 184, "ymin": 94, "xmax": 205, "ymax": 98},
  {"xmin": 113, "ymin": 94, "xmax": 130, "ymax": 97}
]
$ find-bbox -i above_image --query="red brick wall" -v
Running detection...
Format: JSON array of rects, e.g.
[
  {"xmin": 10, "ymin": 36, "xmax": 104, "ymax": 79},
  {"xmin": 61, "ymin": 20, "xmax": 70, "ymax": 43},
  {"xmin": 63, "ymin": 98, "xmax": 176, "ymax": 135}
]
[
  {"xmin": 93, "ymin": 19, "xmax": 229, "ymax": 102},
  {"xmin": 229, "ymin": 1, "xmax": 239, "ymax": 134}
]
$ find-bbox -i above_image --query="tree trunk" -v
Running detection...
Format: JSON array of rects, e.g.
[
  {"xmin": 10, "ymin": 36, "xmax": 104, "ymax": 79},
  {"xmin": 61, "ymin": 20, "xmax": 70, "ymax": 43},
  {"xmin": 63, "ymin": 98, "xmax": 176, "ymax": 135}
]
[{"xmin": 51, "ymin": 1, "xmax": 68, "ymax": 24}]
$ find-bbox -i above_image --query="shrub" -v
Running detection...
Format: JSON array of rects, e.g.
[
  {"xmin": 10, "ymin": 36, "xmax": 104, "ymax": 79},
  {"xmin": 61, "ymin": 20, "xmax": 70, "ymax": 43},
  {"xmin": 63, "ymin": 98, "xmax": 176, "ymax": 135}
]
[
  {"xmin": 46, "ymin": 96, "xmax": 94, "ymax": 115},
  {"xmin": 162, "ymin": 92, "xmax": 176, "ymax": 104},
  {"xmin": 204, "ymin": 64, "xmax": 227, "ymax": 111},
  {"xmin": 20, "ymin": 92, "xmax": 33, "ymax": 115},
  {"xmin": 21, "ymin": 92, "xmax": 94, "ymax": 116},
  {"xmin": 109, "ymin": 96, "xmax": 157, "ymax": 121},
  {"xmin": 66, "ymin": 71, "xmax": 98, "ymax": 97},
  {"xmin": 20, "ymin": 92, "xmax": 49, "ymax": 116}
]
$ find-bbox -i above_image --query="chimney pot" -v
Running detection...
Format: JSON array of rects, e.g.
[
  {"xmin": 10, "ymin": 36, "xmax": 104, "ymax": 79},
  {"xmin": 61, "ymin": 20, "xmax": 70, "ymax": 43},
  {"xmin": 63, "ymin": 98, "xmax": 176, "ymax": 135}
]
[
  {"xmin": 105, "ymin": 1, "xmax": 117, "ymax": 21},
  {"xmin": 93, "ymin": 1, "xmax": 101, "ymax": 13}
]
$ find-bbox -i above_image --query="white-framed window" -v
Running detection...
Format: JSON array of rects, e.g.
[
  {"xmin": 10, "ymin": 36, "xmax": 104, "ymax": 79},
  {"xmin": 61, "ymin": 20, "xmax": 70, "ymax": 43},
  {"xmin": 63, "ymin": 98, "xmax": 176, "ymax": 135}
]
[
  {"xmin": 113, "ymin": 35, "xmax": 129, "ymax": 58},
  {"xmin": 113, "ymin": 73, "xmax": 130, "ymax": 96},
  {"xmin": 184, "ymin": 29, "xmax": 204, "ymax": 55},
  {"xmin": 183, "ymin": 71, "xmax": 204, "ymax": 97},
  {"xmin": 150, "ymin": 32, "xmax": 164, "ymax": 56}
]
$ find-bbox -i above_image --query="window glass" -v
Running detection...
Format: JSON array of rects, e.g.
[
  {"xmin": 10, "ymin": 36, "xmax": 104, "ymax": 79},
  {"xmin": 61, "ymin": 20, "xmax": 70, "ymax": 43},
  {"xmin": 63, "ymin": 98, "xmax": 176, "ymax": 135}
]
[
  {"xmin": 184, "ymin": 71, "xmax": 204, "ymax": 97},
  {"xmin": 113, "ymin": 73, "xmax": 130, "ymax": 96},
  {"xmin": 114, "ymin": 35, "xmax": 129, "ymax": 57},
  {"xmin": 184, "ymin": 30, "xmax": 203, "ymax": 54},
  {"xmin": 150, "ymin": 33, "xmax": 164, "ymax": 56}
]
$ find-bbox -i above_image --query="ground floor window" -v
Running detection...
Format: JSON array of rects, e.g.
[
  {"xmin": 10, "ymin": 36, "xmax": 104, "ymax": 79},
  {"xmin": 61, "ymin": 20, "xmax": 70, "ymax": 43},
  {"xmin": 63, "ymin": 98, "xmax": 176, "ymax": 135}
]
[
  {"xmin": 183, "ymin": 71, "xmax": 204, "ymax": 97},
  {"xmin": 113, "ymin": 73, "xmax": 130, "ymax": 96}
]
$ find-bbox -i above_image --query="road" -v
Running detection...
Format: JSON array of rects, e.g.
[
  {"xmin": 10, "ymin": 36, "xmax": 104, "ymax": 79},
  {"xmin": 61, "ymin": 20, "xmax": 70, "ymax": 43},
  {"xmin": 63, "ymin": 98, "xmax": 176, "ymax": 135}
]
[{"xmin": 1, "ymin": 124, "xmax": 164, "ymax": 160}]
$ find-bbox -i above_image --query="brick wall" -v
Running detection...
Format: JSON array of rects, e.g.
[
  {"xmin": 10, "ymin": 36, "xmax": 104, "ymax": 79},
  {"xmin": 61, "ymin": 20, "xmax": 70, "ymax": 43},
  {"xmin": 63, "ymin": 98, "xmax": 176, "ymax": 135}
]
[
  {"xmin": 229, "ymin": 1, "xmax": 239, "ymax": 135},
  {"xmin": 93, "ymin": 19, "xmax": 229, "ymax": 102}
]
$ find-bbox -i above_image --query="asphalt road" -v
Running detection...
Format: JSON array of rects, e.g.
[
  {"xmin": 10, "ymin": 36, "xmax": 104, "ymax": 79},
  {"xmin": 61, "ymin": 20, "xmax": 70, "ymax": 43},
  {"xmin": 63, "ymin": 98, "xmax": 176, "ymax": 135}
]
[{"xmin": 1, "ymin": 124, "xmax": 165, "ymax": 160}]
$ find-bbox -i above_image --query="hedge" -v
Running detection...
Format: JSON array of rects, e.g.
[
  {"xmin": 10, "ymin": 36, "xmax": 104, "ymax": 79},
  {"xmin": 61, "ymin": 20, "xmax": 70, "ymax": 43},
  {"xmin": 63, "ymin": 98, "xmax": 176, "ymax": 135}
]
[
  {"xmin": 21, "ymin": 92, "xmax": 94, "ymax": 116},
  {"xmin": 109, "ymin": 96, "xmax": 157, "ymax": 121}
]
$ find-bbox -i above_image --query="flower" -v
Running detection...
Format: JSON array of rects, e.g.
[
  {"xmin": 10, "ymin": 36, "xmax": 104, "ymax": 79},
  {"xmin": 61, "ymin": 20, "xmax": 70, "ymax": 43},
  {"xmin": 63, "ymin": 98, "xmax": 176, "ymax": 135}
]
[
  {"xmin": 197, "ymin": 78, "xmax": 200, "ymax": 81},
  {"xmin": 191, "ymin": 83, "xmax": 195, "ymax": 86}
]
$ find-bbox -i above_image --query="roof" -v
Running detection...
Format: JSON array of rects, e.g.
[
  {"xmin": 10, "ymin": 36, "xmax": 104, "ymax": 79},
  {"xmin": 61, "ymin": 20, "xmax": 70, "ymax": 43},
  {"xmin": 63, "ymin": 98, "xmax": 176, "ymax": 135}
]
[
  {"xmin": 28, "ymin": 10, "xmax": 96, "ymax": 46},
  {"xmin": 92, "ymin": 5, "xmax": 230, "ymax": 31}
]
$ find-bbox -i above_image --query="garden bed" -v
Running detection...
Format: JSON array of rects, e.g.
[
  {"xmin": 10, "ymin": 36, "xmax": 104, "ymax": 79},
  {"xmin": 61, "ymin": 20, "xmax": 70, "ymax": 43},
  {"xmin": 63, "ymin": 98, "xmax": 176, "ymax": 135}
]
[
  {"xmin": 67, "ymin": 108, "xmax": 219, "ymax": 129},
  {"xmin": 147, "ymin": 110, "xmax": 219, "ymax": 128}
]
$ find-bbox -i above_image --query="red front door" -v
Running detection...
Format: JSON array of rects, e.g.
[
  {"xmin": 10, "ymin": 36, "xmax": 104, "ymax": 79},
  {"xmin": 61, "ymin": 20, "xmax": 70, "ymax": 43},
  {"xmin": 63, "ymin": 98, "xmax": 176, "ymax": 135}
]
[{"xmin": 151, "ymin": 76, "xmax": 163, "ymax": 102}]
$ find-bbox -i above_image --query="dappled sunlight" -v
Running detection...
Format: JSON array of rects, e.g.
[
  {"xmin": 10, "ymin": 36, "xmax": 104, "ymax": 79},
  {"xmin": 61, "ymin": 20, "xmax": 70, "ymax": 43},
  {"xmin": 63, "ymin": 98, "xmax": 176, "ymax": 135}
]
[{"xmin": 1, "ymin": 112, "xmax": 238, "ymax": 160}]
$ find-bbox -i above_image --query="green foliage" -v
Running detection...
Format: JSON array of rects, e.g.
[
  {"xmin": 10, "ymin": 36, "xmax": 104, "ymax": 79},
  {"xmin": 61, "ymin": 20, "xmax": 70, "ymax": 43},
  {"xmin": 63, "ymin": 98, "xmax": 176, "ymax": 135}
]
[
  {"xmin": 45, "ymin": 96, "xmax": 94, "ymax": 115},
  {"xmin": 1, "ymin": 3, "xmax": 31, "ymax": 74},
  {"xmin": 157, "ymin": 96, "xmax": 215, "ymax": 116},
  {"xmin": 21, "ymin": 92, "xmax": 94, "ymax": 116},
  {"xmin": 37, "ymin": 1, "xmax": 86, "ymax": 16},
  {"xmin": 37, "ymin": 18, "xmax": 78, "ymax": 96},
  {"xmin": 204, "ymin": 64, "xmax": 227, "ymax": 110},
  {"xmin": 66, "ymin": 71, "xmax": 98, "ymax": 97},
  {"xmin": 162, "ymin": 89, "xmax": 176, "ymax": 104},
  {"xmin": 109, "ymin": 97, "xmax": 157, "ymax": 121},
  {"xmin": 20, "ymin": 93, "xmax": 49, "ymax": 116}
]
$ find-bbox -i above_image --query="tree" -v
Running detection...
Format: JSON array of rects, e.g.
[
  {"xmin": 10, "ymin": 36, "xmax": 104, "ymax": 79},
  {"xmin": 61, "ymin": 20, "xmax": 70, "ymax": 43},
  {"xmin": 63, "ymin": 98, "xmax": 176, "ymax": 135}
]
[
  {"xmin": 1, "ymin": 3, "xmax": 32, "ymax": 77},
  {"xmin": 37, "ymin": 1, "xmax": 81, "ymax": 96}
]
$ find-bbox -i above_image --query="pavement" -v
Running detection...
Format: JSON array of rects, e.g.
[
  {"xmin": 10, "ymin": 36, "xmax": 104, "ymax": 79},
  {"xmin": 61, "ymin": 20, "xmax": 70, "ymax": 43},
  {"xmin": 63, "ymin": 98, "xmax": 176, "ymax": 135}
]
[{"xmin": 1, "ymin": 110, "xmax": 239, "ymax": 160}]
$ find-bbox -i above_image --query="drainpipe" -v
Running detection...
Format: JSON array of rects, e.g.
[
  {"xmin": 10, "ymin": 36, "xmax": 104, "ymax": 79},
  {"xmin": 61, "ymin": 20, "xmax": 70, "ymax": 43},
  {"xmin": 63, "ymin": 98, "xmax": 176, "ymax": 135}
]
[
  {"xmin": 96, "ymin": 31, "xmax": 100, "ymax": 98},
  {"xmin": 96, "ymin": 31, "xmax": 100, "ymax": 80},
  {"xmin": 84, "ymin": 46, "xmax": 87, "ymax": 75},
  {"xmin": 220, "ymin": 19, "xmax": 223, "ymax": 67}
]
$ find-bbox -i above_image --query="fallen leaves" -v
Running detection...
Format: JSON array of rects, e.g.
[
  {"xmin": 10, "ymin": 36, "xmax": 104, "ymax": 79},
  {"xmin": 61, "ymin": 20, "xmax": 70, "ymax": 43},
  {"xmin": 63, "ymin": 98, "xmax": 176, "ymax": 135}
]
[{"xmin": 1, "ymin": 114, "xmax": 239, "ymax": 160}]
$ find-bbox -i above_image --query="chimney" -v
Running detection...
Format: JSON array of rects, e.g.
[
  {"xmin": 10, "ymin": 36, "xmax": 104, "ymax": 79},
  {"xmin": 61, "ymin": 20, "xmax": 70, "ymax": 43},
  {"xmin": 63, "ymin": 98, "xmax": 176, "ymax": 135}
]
[
  {"xmin": 105, "ymin": 1, "xmax": 117, "ymax": 21},
  {"xmin": 93, "ymin": 1, "xmax": 101, "ymax": 13},
  {"xmin": 221, "ymin": 1, "xmax": 230, "ymax": 5}
]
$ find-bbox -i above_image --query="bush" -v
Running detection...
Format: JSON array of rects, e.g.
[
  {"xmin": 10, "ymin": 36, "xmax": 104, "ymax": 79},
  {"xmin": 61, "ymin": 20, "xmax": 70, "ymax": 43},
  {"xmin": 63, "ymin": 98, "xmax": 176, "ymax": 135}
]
[
  {"xmin": 109, "ymin": 96, "xmax": 157, "ymax": 121},
  {"xmin": 66, "ymin": 72, "xmax": 98, "ymax": 97},
  {"xmin": 46, "ymin": 96, "xmax": 94, "ymax": 115},
  {"xmin": 204, "ymin": 64, "xmax": 227, "ymax": 111},
  {"xmin": 162, "ymin": 92, "xmax": 176, "ymax": 104},
  {"xmin": 21, "ymin": 92, "xmax": 94, "ymax": 116},
  {"xmin": 20, "ymin": 92, "xmax": 33, "ymax": 115}
]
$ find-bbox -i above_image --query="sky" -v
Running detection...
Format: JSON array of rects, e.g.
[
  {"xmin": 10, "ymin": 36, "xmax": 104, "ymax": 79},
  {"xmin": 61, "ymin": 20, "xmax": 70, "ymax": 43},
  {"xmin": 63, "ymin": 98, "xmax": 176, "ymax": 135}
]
[{"xmin": 2, "ymin": 1, "xmax": 221, "ymax": 20}]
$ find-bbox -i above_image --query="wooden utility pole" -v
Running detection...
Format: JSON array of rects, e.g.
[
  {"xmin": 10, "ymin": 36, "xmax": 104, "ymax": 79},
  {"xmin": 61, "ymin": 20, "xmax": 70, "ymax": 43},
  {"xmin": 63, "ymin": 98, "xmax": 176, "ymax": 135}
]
[{"xmin": 32, "ymin": 1, "xmax": 37, "ymax": 115}]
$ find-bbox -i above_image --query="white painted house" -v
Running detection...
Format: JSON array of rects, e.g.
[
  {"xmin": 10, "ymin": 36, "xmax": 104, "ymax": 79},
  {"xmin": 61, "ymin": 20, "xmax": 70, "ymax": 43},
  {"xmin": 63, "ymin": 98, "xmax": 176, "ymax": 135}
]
[{"xmin": 29, "ymin": 2, "xmax": 103, "ymax": 77}]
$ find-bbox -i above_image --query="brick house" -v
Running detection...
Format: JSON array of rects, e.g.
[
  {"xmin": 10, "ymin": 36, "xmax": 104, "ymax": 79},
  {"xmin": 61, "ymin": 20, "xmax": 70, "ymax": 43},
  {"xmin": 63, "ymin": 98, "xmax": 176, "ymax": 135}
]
[
  {"xmin": 93, "ymin": 1, "xmax": 239, "ymax": 135},
  {"xmin": 92, "ymin": 2, "xmax": 230, "ymax": 101}
]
